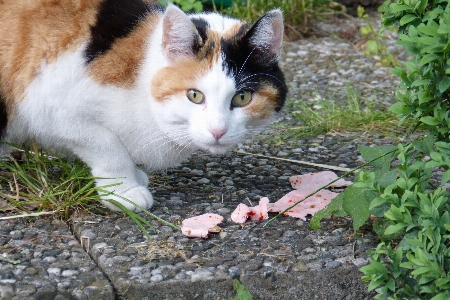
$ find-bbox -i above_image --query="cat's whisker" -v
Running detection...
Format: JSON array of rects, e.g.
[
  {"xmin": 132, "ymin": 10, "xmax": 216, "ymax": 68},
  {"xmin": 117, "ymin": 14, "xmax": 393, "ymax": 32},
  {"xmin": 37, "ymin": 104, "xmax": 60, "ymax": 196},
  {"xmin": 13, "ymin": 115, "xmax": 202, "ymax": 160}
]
[
  {"xmin": 236, "ymin": 48, "xmax": 256, "ymax": 80},
  {"xmin": 239, "ymin": 72, "xmax": 287, "ymax": 89},
  {"xmin": 135, "ymin": 127, "xmax": 189, "ymax": 152}
]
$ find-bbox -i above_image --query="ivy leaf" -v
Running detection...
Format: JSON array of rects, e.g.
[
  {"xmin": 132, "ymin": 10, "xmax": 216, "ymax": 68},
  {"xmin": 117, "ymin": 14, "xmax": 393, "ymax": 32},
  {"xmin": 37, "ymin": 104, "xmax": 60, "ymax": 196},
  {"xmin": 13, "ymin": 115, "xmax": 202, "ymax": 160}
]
[
  {"xmin": 342, "ymin": 186, "xmax": 376, "ymax": 231},
  {"xmin": 358, "ymin": 145, "xmax": 397, "ymax": 169}
]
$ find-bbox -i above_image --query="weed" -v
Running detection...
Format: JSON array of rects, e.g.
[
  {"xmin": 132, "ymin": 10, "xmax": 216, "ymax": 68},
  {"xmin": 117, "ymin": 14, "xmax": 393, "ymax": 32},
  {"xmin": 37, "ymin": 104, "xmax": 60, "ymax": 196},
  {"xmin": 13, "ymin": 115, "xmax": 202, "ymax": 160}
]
[
  {"xmin": 0, "ymin": 143, "xmax": 178, "ymax": 240},
  {"xmin": 223, "ymin": 0, "xmax": 330, "ymax": 39},
  {"xmin": 282, "ymin": 85, "xmax": 405, "ymax": 140},
  {"xmin": 357, "ymin": 5, "xmax": 396, "ymax": 67}
]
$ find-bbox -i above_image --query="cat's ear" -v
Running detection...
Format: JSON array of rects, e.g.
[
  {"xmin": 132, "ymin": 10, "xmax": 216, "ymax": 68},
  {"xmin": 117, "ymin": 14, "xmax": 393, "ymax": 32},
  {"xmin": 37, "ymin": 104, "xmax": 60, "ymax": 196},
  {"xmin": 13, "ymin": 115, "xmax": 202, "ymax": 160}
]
[
  {"xmin": 162, "ymin": 4, "xmax": 198, "ymax": 62},
  {"xmin": 245, "ymin": 9, "xmax": 284, "ymax": 61}
]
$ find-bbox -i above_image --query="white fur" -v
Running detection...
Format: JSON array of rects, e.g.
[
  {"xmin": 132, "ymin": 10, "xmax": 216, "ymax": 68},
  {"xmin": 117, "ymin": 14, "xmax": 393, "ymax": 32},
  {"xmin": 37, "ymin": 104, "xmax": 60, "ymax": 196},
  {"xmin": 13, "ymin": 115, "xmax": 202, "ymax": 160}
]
[{"xmin": 4, "ymin": 6, "xmax": 277, "ymax": 212}]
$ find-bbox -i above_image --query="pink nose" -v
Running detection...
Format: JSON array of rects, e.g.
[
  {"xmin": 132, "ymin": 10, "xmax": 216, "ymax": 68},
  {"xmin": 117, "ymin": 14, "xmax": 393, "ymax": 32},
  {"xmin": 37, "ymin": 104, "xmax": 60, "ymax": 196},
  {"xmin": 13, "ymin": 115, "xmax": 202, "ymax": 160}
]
[{"xmin": 210, "ymin": 128, "xmax": 227, "ymax": 141}]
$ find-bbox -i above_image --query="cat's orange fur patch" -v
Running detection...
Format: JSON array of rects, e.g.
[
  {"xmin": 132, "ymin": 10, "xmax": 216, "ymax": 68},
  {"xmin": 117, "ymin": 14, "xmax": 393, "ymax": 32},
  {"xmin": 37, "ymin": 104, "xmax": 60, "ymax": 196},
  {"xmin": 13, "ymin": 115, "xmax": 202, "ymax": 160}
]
[
  {"xmin": 244, "ymin": 86, "xmax": 279, "ymax": 119},
  {"xmin": 151, "ymin": 28, "xmax": 222, "ymax": 101},
  {"xmin": 151, "ymin": 59, "xmax": 213, "ymax": 101},
  {"xmin": 88, "ymin": 16, "xmax": 159, "ymax": 88},
  {"xmin": 194, "ymin": 29, "xmax": 221, "ymax": 64},
  {"xmin": 0, "ymin": 0, "xmax": 102, "ymax": 109}
]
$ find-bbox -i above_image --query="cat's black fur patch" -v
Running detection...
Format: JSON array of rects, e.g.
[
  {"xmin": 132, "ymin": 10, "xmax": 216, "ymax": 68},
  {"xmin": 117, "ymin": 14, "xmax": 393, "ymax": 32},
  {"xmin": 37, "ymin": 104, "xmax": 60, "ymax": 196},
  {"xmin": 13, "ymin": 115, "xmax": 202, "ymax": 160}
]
[
  {"xmin": 85, "ymin": 0, "xmax": 162, "ymax": 63},
  {"xmin": 221, "ymin": 22, "xmax": 287, "ymax": 112},
  {"xmin": 0, "ymin": 94, "xmax": 7, "ymax": 138},
  {"xmin": 191, "ymin": 17, "xmax": 216, "ymax": 60}
]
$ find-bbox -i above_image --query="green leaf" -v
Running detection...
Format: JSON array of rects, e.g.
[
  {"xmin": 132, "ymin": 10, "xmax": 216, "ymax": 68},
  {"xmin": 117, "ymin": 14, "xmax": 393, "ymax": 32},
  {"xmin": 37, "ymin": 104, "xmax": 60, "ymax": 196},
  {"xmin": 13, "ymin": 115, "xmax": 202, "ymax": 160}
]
[
  {"xmin": 420, "ymin": 54, "xmax": 441, "ymax": 65},
  {"xmin": 413, "ymin": 134, "xmax": 436, "ymax": 154},
  {"xmin": 342, "ymin": 186, "xmax": 376, "ymax": 232},
  {"xmin": 366, "ymin": 40, "xmax": 379, "ymax": 53},
  {"xmin": 390, "ymin": 4, "xmax": 413, "ymax": 13},
  {"xmin": 411, "ymin": 266, "xmax": 431, "ymax": 275},
  {"xmin": 437, "ymin": 22, "xmax": 450, "ymax": 34},
  {"xmin": 232, "ymin": 279, "xmax": 253, "ymax": 300},
  {"xmin": 376, "ymin": 169, "xmax": 399, "ymax": 188},
  {"xmin": 441, "ymin": 169, "xmax": 450, "ymax": 185},
  {"xmin": 400, "ymin": 14, "xmax": 419, "ymax": 26},
  {"xmin": 430, "ymin": 151, "xmax": 443, "ymax": 162},
  {"xmin": 431, "ymin": 294, "xmax": 449, "ymax": 300},
  {"xmin": 369, "ymin": 197, "xmax": 387, "ymax": 210},
  {"xmin": 358, "ymin": 145, "xmax": 397, "ymax": 168},
  {"xmin": 390, "ymin": 102, "xmax": 406, "ymax": 115},
  {"xmin": 418, "ymin": 20, "xmax": 440, "ymax": 37},
  {"xmin": 310, "ymin": 193, "xmax": 344, "ymax": 229},
  {"xmin": 414, "ymin": 0, "xmax": 427, "ymax": 14},
  {"xmin": 439, "ymin": 77, "xmax": 450, "ymax": 93},
  {"xmin": 384, "ymin": 223, "xmax": 407, "ymax": 235},
  {"xmin": 420, "ymin": 116, "xmax": 440, "ymax": 125}
]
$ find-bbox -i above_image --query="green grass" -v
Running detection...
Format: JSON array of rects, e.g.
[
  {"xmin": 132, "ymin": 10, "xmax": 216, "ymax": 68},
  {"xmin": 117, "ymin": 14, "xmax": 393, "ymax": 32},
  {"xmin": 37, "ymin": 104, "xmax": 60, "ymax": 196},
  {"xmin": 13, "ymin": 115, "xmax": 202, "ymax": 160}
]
[
  {"xmin": 278, "ymin": 85, "xmax": 411, "ymax": 140},
  {"xmin": 0, "ymin": 143, "xmax": 178, "ymax": 240},
  {"xmin": 223, "ymin": 0, "xmax": 331, "ymax": 39},
  {"xmin": 0, "ymin": 143, "xmax": 98, "ymax": 219}
]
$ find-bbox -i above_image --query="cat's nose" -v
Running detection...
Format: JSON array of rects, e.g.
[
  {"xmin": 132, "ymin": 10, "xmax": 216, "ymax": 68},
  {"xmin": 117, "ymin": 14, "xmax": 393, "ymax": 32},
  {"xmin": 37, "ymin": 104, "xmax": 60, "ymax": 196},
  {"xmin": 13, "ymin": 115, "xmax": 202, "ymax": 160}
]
[{"xmin": 210, "ymin": 128, "xmax": 227, "ymax": 141}]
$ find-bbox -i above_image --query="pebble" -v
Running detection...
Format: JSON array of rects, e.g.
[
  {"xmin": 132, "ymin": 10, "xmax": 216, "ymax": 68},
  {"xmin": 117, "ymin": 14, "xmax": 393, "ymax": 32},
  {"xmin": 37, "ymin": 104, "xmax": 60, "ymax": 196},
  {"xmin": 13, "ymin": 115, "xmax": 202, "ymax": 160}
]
[
  {"xmin": 197, "ymin": 178, "xmax": 210, "ymax": 184},
  {"xmin": 47, "ymin": 268, "xmax": 61, "ymax": 276},
  {"xmin": 352, "ymin": 258, "xmax": 370, "ymax": 267},
  {"xmin": 62, "ymin": 270, "xmax": 79, "ymax": 277},
  {"xmin": 228, "ymin": 267, "xmax": 240, "ymax": 279},
  {"xmin": 191, "ymin": 268, "xmax": 214, "ymax": 282},
  {"xmin": 150, "ymin": 274, "xmax": 163, "ymax": 282}
]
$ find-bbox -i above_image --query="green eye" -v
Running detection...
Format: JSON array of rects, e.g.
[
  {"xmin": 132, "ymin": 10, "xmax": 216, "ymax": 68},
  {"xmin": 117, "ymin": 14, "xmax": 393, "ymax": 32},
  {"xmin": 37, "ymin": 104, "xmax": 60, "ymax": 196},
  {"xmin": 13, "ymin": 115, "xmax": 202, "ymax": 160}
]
[
  {"xmin": 232, "ymin": 90, "xmax": 252, "ymax": 107},
  {"xmin": 187, "ymin": 89, "xmax": 205, "ymax": 104}
]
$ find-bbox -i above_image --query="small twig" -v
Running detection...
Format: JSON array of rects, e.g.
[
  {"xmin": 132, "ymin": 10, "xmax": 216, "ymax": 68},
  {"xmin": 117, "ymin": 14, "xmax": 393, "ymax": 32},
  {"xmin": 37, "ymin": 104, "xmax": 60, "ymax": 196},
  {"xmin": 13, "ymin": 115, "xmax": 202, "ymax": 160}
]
[
  {"xmin": 235, "ymin": 151, "xmax": 352, "ymax": 172},
  {"xmin": 0, "ymin": 211, "xmax": 57, "ymax": 220}
]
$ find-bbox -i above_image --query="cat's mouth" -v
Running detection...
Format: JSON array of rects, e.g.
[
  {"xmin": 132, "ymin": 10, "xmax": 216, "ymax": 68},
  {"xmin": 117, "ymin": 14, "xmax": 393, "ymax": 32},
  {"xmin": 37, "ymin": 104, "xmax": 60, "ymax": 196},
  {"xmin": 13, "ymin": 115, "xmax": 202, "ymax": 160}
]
[{"xmin": 199, "ymin": 141, "xmax": 234, "ymax": 155}]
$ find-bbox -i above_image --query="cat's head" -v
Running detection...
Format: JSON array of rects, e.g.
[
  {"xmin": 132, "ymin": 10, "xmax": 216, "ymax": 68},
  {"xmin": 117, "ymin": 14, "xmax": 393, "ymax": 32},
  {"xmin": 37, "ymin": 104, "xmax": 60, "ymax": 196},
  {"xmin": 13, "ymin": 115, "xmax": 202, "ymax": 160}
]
[{"xmin": 151, "ymin": 5, "xmax": 287, "ymax": 154}]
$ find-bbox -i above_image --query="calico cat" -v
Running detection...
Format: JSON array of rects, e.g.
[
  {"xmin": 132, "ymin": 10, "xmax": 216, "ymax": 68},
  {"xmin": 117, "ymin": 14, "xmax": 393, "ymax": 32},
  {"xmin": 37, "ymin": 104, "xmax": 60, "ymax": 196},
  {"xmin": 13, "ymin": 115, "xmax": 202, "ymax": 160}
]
[{"xmin": 0, "ymin": 0, "xmax": 287, "ymax": 211}]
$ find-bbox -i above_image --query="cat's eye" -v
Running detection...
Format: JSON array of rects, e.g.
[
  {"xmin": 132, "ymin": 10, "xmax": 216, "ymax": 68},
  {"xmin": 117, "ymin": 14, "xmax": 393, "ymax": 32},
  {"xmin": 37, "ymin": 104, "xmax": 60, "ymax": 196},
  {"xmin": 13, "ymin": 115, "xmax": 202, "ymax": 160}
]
[
  {"xmin": 231, "ymin": 90, "xmax": 253, "ymax": 107},
  {"xmin": 186, "ymin": 89, "xmax": 205, "ymax": 104}
]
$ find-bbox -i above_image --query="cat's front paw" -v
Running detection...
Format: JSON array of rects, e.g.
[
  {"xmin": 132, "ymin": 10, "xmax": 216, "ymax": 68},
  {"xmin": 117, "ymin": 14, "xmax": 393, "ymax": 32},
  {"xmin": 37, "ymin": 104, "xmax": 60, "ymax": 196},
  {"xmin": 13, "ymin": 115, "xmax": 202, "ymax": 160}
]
[{"xmin": 101, "ymin": 186, "xmax": 154, "ymax": 212}]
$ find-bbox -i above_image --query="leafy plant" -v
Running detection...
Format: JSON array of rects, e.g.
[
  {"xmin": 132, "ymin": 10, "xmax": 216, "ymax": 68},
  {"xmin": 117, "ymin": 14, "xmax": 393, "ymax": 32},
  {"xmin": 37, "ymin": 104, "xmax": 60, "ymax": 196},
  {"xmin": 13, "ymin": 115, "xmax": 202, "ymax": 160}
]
[
  {"xmin": 299, "ymin": 1, "xmax": 450, "ymax": 298},
  {"xmin": 354, "ymin": 0, "xmax": 450, "ymax": 298},
  {"xmin": 357, "ymin": 5, "xmax": 396, "ymax": 66},
  {"xmin": 383, "ymin": 0, "xmax": 450, "ymax": 140}
]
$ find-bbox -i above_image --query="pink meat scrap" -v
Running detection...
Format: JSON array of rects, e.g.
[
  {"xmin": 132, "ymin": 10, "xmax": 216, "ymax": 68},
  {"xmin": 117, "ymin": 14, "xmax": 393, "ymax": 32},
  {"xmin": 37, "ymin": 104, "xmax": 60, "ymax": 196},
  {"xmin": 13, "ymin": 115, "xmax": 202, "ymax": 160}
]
[
  {"xmin": 231, "ymin": 197, "xmax": 270, "ymax": 224},
  {"xmin": 290, "ymin": 171, "xmax": 352, "ymax": 190},
  {"xmin": 267, "ymin": 189, "xmax": 339, "ymax": 220},
  {"xmin": 181, "ymin": 213, "xmax": 224, "ymax": 238}
]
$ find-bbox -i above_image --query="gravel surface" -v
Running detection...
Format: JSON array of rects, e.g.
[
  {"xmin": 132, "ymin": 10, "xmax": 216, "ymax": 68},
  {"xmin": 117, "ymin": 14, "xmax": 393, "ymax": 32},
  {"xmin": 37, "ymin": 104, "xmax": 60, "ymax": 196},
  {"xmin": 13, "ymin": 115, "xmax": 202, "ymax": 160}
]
[{"xmin": 1, "ymin": 13, "xmax": 404, "ymax": 300}]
